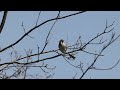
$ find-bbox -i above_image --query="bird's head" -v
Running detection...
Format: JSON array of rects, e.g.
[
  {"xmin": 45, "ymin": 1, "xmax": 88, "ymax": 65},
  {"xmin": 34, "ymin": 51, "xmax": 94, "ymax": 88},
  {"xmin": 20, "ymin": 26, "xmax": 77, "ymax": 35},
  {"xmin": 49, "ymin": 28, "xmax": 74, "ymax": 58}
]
[{"xmin": 59, "ymin": 39, "xmax": 64, "ymax": 43}]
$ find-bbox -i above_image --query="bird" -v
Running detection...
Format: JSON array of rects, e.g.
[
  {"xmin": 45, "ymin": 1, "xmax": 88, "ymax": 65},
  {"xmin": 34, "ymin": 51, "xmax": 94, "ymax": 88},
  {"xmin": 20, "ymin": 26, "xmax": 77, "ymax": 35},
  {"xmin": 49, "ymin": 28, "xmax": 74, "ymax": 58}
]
[{"xmin": 58, "ymin": 39, "xmax": 75, "ymax": 59}]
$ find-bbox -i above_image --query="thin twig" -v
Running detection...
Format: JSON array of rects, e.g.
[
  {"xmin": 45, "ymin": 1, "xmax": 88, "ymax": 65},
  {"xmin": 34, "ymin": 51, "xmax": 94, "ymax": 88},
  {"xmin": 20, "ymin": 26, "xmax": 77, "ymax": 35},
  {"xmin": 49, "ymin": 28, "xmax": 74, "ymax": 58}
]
[
  {"xmin": 35, "ymin": 11, "xmax": 41, "ymax": 26},
  {"xmin": 92, "ymin": 59, "xmax": 120, "ymax": 70}
]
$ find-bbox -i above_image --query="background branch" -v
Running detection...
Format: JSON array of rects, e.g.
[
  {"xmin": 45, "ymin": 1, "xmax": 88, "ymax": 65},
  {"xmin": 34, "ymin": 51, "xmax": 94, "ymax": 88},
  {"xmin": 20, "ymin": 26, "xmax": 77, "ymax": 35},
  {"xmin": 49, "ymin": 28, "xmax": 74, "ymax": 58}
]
[{"xmin": 0, "ymin": 11, "xmax": 8, "ymax": 34}]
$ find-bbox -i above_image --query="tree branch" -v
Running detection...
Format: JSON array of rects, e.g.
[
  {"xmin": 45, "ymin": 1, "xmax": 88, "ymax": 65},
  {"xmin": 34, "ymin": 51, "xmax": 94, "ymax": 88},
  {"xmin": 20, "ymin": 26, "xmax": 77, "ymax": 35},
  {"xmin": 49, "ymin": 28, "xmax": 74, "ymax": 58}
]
[
  {"xmin": 92, "ymin": 59, "xmax": 120, "ymax": 70},
  {"xmin": 0, "ymin": 11, "xmax": 8, "ymax": 34}
]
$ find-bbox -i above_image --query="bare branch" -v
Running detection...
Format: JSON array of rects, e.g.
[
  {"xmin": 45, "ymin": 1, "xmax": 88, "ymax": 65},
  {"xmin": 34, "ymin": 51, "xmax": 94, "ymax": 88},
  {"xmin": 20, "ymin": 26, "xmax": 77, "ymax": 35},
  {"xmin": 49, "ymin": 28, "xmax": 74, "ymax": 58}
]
[
  {"xmin": 92, "ymin": 59, "xmax": 120, "ymax": 70},
  {"xmin": 35, "ymin": 11, "xmax": 41, "ymax": 26},
  {"xmin": 73, "ymin": 72, "xmax": 77, "ymax": 79},
  {"xmin": 21, "ymin": 22, "xmax": 34, "ymax": 39},
  {"xmin": 0, "ymin": 11, "xmax": 8, "ymax": 34},
  {"xmin": 82, "ymin": 50, "xmax": 104, "ymax": 56}
]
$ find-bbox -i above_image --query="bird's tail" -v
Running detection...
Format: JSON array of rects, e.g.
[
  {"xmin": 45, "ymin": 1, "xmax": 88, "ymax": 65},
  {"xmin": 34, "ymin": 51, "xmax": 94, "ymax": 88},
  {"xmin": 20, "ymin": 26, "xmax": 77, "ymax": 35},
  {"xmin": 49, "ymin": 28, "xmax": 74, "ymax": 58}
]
[{"xmin": 69, "ymin": 53, "xmax": 76, "ymax": 60}]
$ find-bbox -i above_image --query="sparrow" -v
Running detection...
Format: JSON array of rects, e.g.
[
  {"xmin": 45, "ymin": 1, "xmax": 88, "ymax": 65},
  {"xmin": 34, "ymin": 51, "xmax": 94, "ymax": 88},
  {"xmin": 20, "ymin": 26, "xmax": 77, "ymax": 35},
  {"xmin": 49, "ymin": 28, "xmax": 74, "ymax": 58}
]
[{"xmin": 59, "ymin": 39, "xmax": 75, "ymax": 59}]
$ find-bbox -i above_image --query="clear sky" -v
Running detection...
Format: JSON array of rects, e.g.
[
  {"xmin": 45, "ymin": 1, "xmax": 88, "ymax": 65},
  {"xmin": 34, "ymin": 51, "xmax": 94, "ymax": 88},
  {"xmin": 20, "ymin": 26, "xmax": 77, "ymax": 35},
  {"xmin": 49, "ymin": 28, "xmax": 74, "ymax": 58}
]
[{"xmin": 0, "ymin": 11, "xmax": 120, "ymax": 79}]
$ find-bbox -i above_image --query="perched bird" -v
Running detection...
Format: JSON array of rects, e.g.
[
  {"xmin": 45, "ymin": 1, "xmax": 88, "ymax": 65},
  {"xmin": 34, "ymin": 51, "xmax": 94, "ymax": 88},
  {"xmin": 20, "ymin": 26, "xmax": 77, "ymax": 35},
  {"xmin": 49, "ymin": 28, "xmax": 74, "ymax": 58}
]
[{"xmin": 59, "ymin": 39, "xmax": 75, "ymax": 59}]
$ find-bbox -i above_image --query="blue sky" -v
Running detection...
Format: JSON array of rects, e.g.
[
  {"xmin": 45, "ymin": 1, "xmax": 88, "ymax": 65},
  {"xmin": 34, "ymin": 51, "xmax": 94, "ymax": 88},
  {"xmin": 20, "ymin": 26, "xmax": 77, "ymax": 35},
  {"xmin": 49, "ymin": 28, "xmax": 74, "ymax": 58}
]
[{"xmin": 0, "ymin": 11, "xmax": 120, "ymax": 79}]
